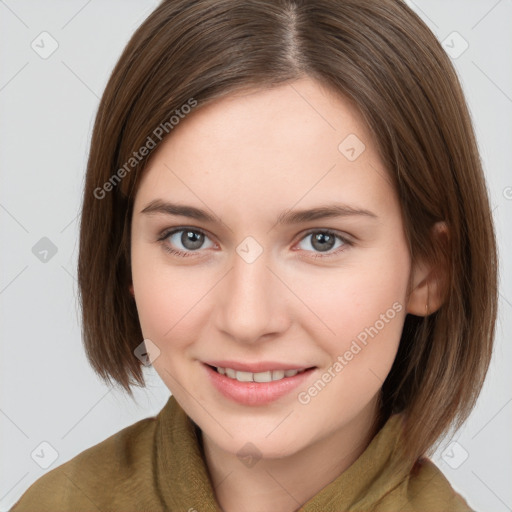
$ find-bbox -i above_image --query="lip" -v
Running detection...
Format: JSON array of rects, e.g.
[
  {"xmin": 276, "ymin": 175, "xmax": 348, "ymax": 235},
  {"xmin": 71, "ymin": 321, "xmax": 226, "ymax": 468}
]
[
  {"xmin": 203, "ymin": 363, "xmax": 316, "ymax": 406},
  {"xmin": 203, "ymin": 360, "xmax": 311, "ymax": 373}
]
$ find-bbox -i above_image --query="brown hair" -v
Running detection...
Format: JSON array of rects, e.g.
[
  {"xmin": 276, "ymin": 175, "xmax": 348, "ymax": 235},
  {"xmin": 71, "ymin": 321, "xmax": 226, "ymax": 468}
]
[{"xmin": 77, "ymin": 0, "xmax": 498, "ymax": 466}]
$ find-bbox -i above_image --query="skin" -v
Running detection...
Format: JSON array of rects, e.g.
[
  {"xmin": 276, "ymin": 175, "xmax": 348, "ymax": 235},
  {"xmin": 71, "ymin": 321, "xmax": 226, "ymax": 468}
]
[{"xmin": 130, "ymin": 76, "xmax": 438, "ymax": 512}]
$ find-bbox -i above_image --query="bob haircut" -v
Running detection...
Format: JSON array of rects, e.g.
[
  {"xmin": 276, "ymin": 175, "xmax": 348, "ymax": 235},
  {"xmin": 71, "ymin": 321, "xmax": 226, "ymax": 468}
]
[{"xmin": 77, "ymin": 0, "xmax": 498, "ymax": 466}]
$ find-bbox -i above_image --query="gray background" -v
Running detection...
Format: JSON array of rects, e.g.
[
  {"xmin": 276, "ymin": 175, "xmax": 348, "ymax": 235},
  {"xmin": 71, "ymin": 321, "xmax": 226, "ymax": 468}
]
[{"xmin": 1, "ymin": 1, "xmax": 511, "ymax": 510}]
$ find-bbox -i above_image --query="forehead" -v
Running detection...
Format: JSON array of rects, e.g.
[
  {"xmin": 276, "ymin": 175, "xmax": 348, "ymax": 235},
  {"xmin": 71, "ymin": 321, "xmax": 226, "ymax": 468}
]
[{"xmin": 134, "ymin": 77, "xmax": 394, "ymax": 219}]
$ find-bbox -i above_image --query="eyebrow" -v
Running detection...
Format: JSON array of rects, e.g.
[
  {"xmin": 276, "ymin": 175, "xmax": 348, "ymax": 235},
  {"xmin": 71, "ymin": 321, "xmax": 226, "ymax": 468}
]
[{"xmin": 140, "ymin": 199, "xmax": 378, "ymax": 225}]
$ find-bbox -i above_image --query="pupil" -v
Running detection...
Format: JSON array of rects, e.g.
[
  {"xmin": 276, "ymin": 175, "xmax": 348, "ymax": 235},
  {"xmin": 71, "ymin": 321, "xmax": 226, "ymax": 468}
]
[
  {"xmin": 312, "ymin": 232, "xmax": 335, "ymax": 252},
  {"xmin": 182, "ymin": 230, "xmax": 203, "ymax": 250}
]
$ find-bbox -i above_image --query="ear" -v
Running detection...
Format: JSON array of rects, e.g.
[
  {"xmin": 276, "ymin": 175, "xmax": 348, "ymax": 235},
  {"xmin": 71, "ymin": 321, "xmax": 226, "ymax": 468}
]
[
  {"xmin": 406, "ymin": 221, "xmax": 449, "ymax": 316},
  {"xmin": 129, "ymin": 283, "xmax": 135, "ymax": 296}
]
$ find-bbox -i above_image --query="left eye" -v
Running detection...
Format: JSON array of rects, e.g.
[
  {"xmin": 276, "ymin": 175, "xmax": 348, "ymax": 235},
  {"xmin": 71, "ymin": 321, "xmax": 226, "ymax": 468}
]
[{"xmin": 296, "ymin": 230, "xmax": 348, "ymax": 255}]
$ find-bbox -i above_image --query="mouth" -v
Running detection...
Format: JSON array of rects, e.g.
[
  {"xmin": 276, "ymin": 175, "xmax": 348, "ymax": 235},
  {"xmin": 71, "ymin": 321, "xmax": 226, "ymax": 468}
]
[{"xmin": 202, "ymin": 361, "xmax": 317, "ymax": 406}]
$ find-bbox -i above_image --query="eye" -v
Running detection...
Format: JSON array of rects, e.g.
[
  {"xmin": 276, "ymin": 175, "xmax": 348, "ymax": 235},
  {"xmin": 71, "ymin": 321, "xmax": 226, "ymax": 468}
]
[
  {"xmin": 157, "ymin": 227, "xmax": 352, "ymax": 259},
  {"xmin": 295, "ymin": 230, "xmax": 352, "ymax": 258},
  {"xmin": 158, "ymin": 227, "xmax": 215, "ymax": 257}
]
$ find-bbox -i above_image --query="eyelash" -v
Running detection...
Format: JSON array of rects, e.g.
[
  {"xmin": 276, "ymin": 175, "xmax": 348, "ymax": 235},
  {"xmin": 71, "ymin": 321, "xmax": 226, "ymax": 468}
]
[{"xmin": 157, "ymin": 227, "xmax": 353, "ymax": 259}]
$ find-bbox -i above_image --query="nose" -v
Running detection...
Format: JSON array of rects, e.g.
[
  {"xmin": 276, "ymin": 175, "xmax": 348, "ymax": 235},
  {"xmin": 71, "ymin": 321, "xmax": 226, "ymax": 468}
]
[{"xmin": 213, "ymin": 248, "xmax": 291, "ymax": 344}]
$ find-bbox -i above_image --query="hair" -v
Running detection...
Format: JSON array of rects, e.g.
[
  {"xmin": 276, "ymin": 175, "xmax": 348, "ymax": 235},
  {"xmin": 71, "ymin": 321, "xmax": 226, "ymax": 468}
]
[{"xmin": 77, "ymin": 0, "xmax": 498, "ymax": 467}]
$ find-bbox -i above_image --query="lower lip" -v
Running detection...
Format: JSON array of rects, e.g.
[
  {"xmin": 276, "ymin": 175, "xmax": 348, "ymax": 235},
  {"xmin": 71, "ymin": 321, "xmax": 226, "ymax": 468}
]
[{"xmin": 203, "ymin": 364, "xmax": 316, "ymax": 406}]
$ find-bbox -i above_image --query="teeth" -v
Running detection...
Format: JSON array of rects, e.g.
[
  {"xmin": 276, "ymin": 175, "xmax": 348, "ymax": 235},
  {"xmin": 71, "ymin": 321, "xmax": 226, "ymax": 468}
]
[
  {"xmin": 254, "ymin": 371, "xmax": 272, "ymax": 383},
  {"xmin": 216, "ymin": 367, "xmax": 302, "ymax": 382}
]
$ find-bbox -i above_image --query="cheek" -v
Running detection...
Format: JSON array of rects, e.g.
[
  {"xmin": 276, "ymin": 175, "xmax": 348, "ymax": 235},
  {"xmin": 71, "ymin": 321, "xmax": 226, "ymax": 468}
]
[
  {"xmin": 131, "ymin": 244, "xmax": 213, "ymax": 348},
  {"xmin": 292, "ymin": 267, "xmax": 408, "ymax": 422},
  {"xmin": 296, "ymin": 243, "xmax": 409, "ymax": 376},
  {"xmin": 131, "ymin": 243, "xmax": 176, "ymax": 338}
]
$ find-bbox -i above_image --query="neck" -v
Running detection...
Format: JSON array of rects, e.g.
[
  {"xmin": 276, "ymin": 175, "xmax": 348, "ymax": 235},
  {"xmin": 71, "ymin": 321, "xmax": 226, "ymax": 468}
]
[{"xmin": 201, "ymin": 396, "xmax": 381, "ymax": 512}]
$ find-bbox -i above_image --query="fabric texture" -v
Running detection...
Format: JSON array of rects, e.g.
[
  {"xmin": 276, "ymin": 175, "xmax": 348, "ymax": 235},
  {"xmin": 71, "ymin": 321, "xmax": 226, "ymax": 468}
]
[{"xmin": 11, "ymin": 394, "xmax": 474, "ymax": 511}]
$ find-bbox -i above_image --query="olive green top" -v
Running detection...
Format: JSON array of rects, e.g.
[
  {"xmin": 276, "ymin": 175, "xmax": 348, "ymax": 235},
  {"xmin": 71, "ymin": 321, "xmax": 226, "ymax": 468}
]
[{"xmin": 11, "ymin": 395, "xmax": 473, "ymax": 511}]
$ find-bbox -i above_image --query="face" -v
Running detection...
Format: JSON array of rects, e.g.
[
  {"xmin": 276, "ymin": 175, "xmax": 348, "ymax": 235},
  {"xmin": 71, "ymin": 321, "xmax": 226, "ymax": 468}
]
[{"xmin": 130, "ymin": 76, "xmax": 411, "ymax": 459}]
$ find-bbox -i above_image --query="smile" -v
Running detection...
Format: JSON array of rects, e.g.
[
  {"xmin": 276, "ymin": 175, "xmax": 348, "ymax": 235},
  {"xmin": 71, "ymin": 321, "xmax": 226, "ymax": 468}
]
[{"xmin": 203, "ymin": 362, "xmax": 317, "ymax": 405}]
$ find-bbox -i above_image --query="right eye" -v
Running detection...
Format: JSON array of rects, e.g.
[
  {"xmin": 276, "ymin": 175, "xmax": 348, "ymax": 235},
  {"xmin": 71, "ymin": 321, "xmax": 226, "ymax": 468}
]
[{"xmin": 158, "ymin": 227, "xmax": 216, "ymax": 257}]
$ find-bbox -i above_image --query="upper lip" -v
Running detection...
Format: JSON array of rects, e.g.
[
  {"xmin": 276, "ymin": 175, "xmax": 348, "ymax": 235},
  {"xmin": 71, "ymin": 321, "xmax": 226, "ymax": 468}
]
[{"xmin": 203, "ymin": 360, "xmax": 315, "ymax": 373}]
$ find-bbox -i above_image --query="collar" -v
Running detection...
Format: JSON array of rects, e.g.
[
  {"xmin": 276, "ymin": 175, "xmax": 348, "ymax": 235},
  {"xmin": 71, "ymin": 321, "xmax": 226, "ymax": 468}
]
[{"xmin": 155, "ymin": 395, "xmax": 410, "ymax": 511}]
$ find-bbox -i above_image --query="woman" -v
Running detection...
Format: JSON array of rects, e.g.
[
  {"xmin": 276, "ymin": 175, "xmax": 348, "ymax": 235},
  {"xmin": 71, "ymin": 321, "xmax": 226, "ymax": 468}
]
[{"xmin": 12, "ymin": 1, "xmax": 497, "ymax": 510}]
